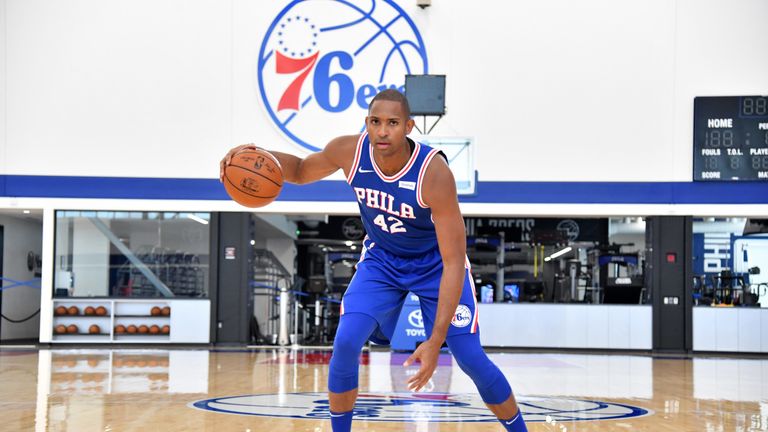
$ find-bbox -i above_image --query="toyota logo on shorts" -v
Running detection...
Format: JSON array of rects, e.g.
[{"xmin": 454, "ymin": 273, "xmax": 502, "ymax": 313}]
[{"xmin": 257, "ymin": 0, "xmax": 429, "ymax": 151}]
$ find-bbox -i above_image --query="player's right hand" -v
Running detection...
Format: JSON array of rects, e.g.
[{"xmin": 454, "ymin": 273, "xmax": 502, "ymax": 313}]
[{"xmin": 219, "ymin": 144, "xmax": 258, "ymax": 182}]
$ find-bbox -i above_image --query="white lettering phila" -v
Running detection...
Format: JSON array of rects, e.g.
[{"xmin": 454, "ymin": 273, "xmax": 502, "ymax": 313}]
[{"xmin": 354, "ymin": 187, "xmax": 415, "ymax": 219}]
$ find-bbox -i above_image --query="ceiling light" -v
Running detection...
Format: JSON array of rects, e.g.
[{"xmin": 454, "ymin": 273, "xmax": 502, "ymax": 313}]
[
  {"xmin": 186, "ymin": 214, "xmax": 209, "ymax": 225},
  {"xmin": 545, "ymin": 246, "xmax": 573, "ymax": 261}
]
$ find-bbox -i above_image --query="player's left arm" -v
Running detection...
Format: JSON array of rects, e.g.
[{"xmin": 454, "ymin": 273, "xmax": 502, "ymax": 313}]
[{"xmin": 404, "ymin": 155, "xmax": 466, "ymax": 391}]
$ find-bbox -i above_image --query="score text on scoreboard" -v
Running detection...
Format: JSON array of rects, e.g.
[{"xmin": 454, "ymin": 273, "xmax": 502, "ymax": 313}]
[{"xmin": 693, "ymin": 96, "xmax": 768, "ymax": 181}]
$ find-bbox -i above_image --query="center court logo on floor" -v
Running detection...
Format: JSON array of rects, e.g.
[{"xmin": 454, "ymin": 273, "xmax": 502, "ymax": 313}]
[
  {"xmin": 257, "ymin": 0, "xmax": 429, "ymax": 152},
  {"xmin": 189, "ymin": 392, "xmax": 652, "ymax": 423}
]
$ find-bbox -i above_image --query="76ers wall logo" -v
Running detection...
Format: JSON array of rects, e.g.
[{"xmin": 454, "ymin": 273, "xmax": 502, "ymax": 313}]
[{"xmin": 258, "ymin": 0, "xmax": 429, "ymax": 152}]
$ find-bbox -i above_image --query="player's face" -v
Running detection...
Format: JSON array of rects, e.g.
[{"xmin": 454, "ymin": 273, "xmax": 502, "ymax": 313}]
[{"xmin": 365, "ymin": 100, "xmax": 415, "ymax": 158}]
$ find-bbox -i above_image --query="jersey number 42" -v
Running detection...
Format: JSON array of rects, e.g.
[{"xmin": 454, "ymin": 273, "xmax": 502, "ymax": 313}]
[{"xmin": 373, "ymin": 214, "xmax": 406, "ymax": 234}]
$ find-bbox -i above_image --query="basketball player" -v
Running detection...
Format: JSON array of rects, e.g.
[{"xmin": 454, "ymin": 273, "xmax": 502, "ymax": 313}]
[{"xmin": 220, "ymin": 89, "xmax": 527, "ymax": 432}]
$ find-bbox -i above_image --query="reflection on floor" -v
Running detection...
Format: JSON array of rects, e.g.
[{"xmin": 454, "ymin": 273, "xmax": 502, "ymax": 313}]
[{"xmin": 0, "ymin": 347, "xmax": 766, "ymax": 431}]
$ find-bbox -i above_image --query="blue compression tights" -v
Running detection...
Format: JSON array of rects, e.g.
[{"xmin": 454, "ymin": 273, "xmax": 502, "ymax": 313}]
[
  {"xmin": 329, "ymin": 313, "xmax": 378, "ymax": 394},
  {"xmin": 446, "ymin": 331, "xmax": 513, "ymax": 405},
  {"xmin": 329, "ymin": 313, "xmax": 512, "ymax": 406}
]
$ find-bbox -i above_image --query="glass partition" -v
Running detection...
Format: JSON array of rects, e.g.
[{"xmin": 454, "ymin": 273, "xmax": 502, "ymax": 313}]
[
  {"xmin": 467, "ymin": 217, "xmax": 647, "ymax": 304},
  {"xmin": 692, "ymin": 217, "xmax": 768, "ymax": 307},
  {"xmin": 54, "ymin": 211, "xmax": 211, "ymax": 298}
]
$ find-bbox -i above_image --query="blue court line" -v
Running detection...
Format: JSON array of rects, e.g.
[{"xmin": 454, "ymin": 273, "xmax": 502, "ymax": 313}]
[
  {"xmin": 262, "ymin": 50, "xmax": 273, "ymax": 66},
  {"xmin": 380, "ymin": 40, "xmax": 420, "ymax": 80},
  {"xmin": 320, "ymin": 0, "xmax": 376, "ymax": 32},
  {"xmin": 1, "ymin": 175, "xmax": 767, "ymax": 204},
  {"xmin": 281, "ymin": 96, "xmax": 314, "ymax": 127},
  {"xmin": 354, "ymin": 14, "xmax": 402, "ymax": 57},
  {"xmin": 282, "ymin": 112, "xmax": 298, "ymax": 127}
]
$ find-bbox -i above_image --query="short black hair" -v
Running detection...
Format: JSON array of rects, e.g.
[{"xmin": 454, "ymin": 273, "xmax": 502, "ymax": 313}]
[{"xmin": 368, "ymin": 89, "xmax": 411, "ymax": 118}]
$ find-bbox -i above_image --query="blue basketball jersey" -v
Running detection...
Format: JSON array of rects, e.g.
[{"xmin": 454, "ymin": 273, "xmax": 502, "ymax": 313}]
[{"xmin": 346, "ymin": 133, "xmax": 443, "ymax": 257}]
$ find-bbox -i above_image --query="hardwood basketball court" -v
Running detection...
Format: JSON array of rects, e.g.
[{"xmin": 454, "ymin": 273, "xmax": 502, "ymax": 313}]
[{"xmin": 1, "ymin": 346, "xmax": 765, "ymax": 431}]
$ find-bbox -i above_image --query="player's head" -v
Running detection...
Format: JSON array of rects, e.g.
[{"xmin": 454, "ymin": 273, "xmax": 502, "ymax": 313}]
[
  {"xmin": 365, "ymin": 89, "xmax": 415, "ymax": 156},
  {"xmin": 368, "ymin": 89, "xmax": 411, "ymax": 119}
]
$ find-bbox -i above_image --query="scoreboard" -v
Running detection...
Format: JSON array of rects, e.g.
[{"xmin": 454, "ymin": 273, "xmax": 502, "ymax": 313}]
[{"xmin": 693, "ymin": 96, "xmax": 768, "ymax": 181}]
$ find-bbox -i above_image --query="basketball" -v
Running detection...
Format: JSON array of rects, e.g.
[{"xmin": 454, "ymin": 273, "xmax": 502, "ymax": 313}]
[
  {"xmin": 161, "ymin": 306, "xmax": 171, "ymax": 316},
  {"xmin": 151, "ymin": 306, "xmax": 161, "ymax": 316},
  {"xmin": 89, "ymin": 324, "xmax": 101, "ymax": 334},
  {"xmin": 55, "ymin": 306, "xmax": 67, "ymax": 316},
  {"xmin": 66, "ymin": 324, "xmax": 78, "ymax": 334},
  {"xmin": 96, "ymin": 306, "xmax": 108, "ymax": 316},
  {"xmin": 54, "ymin": 325, "xmax": 67, "ymax": 334},
  {"xmin": 115, "ymin": 325, "xmax": 126, "ymax": 334},
  {"xmin": 223, "ymin": 149, "xmax": 283, "ymax": 208},
  {"xmin": 67, "ymin": 306, "xmax": 79, "ymax": 315},
  {"xmin": 84, "ymin": 306, "xmax": 95, "ymax": 316}
]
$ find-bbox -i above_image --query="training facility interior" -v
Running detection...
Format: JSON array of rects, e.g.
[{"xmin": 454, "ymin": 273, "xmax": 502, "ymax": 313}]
[{"xmin": 0, "ymin": 0, "xmax": 767, "ymax": 431}]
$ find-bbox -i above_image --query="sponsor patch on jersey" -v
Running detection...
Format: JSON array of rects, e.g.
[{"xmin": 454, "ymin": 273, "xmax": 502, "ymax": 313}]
[
  {"xmin": 398, "ymin": 180, "xmax": 416, "ymax": 190},
  {"xmin": 189, "ymin": 392, "xmax": 653, "ymax": 423},
  {"xmin": 451, "ymin": 304, "xmax": 472, "ymax": 328}
]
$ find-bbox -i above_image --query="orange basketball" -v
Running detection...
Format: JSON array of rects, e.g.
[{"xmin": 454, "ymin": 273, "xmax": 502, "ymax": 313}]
[
  {"xmin": 138, "ymin": 325, "xmax": 149, "ymax": 334},
  {"xmin": 67, "ymin": 324, "xmax": 78, "ymax": 334},
  {"xmin": 223, "ymin": 149, "xmax": 283, "ymax": 208},
  {"xmin": 150, "ymin": 306, "xmax": 161, "ymax": 316},
  {"xmin": 55, "ymin": 306, "xmax": 67, "ymax": 316},
  {"xmin": 54, "ymin": 325, "xmax": 67, "ymax": 334},
  {"xmin": 84, "ymin": 306, "xmax": 95, "ymax": 316},
  {"xmin": 127, "ymin": 325, "xmax": 138, "ymax": 334},
  {"xmin": 96, "ymin": 306, "xmax": 108, "ymax": 316},
  {"xmin": 149, "ymin": 325, "xmax": 160, "ymax": 334},
  {"xmin": 115, "ymin": 325, "xmax": 126, "ymax": 334},
  {"xmin": 89, "ymin": 324, "xmax": 101, "ymax": 334},
  {"xmin": 161, "ymin": 325, "xmax": 170, "ymax": 335},
  {"xmin": 67, "ymin": 306, "xmax": 79, "ymax": 315}
]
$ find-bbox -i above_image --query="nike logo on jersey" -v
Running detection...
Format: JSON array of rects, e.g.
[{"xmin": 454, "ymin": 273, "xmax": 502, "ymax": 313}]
[
  {"xmin": 398, "ymin": 180, "xmax": 415, "ymax": 190},
  {"xmin": 358, "ymin": 168, "xmax": 374, "ymax": 173},
  {"xmin": 353, "ymin": 187, "xmax": 415, "ymax": 219}
]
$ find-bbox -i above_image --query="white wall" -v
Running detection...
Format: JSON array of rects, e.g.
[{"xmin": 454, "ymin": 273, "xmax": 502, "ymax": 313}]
[
  {"xmin": 694, "ymin": 308, "xmax": 768, "ymax": 353},
  {"xmin": 478, "ymin": 304, "xmax": 652, "ymax": 349},
  {"xmin": 0, "ymin": 214, "xmax": 43, "ymax": 340},
  {"xmin": 1, "ymin": 0, "xmax": 766, "ymax": 183},
  {"xmin": 0, "ymin": 0, "xmax": 6, "ymax": 176}
]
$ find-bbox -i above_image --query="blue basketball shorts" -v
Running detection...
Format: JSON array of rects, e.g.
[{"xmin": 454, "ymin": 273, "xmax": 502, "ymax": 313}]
[{"xmin": 340, "ymin": 237, "xmax": 480, "ymax": 344}]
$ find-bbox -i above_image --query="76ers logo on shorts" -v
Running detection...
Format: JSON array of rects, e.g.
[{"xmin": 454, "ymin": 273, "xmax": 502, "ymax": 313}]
[
  {"xmin": 451, "ymin": 305, "xmax": 472, "ymax": 328},
  {"xmin": 257, "ymin": 0, "xmax": 429, "ymax": 151}
]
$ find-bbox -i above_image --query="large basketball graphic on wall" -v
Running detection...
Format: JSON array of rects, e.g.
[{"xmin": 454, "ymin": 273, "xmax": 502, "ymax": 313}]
[{"xmin": 257, "ymin": 0, "xmax": 429, "ymax": 151}]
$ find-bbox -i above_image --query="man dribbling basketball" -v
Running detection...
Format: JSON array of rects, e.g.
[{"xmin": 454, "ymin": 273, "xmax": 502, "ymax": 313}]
[{"xmin": 220, "ymin": 89, "xmax": 527, "ymax": 432}]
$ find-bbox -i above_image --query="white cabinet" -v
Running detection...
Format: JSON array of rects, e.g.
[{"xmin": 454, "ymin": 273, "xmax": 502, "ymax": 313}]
[{"xmin": 50, "ymin": 299, "xmax": 210, "ymax": 343}]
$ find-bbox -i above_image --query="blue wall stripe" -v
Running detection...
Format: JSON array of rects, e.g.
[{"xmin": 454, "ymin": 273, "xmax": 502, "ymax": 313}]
[{"xmin": 0, "ymin": 175, "xmax": 766, "ymax": 204}]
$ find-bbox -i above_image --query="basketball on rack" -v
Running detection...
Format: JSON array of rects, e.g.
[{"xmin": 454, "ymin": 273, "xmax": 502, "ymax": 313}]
[{"xmin": 223, "ymin": 148, "xmax": 283, "ymax": 208}]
